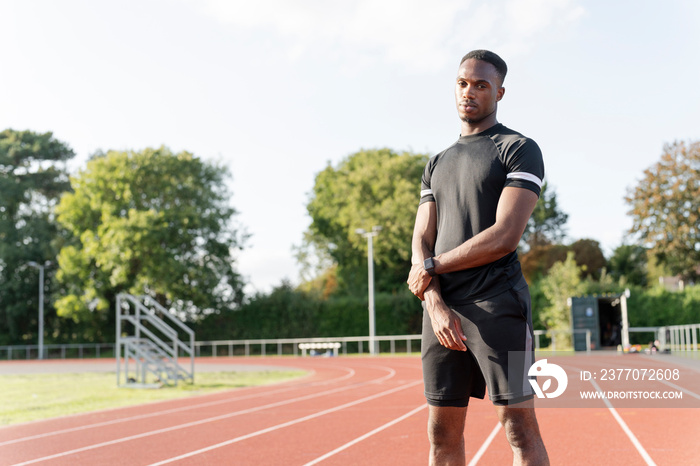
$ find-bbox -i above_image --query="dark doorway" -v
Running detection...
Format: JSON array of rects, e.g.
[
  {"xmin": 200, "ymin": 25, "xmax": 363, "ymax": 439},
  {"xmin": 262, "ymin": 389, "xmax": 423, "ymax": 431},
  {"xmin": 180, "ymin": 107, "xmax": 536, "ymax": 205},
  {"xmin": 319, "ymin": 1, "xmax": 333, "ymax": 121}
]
[{"xmin": 598, "ymin": 297, "xmax": 622, "ymax": 348}]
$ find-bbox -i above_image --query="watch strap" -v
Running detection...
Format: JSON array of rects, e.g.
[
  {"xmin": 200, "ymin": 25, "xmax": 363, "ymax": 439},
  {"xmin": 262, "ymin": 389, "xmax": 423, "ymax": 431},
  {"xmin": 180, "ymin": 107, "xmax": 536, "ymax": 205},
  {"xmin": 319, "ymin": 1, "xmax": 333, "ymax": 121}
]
[{"xmin": 423, "ymin": 257, "xmax": 437, "ymax": 276}]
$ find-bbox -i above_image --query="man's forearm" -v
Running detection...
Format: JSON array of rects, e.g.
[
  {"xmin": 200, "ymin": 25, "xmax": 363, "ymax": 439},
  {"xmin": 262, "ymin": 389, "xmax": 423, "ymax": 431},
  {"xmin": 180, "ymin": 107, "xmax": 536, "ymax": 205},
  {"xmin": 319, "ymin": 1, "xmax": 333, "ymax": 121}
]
[
  {"xmin": 423, "ymin": 279, "xmax": 444, "ymax": 308},
  {"xmin": 432, "ymin": 222, "xmax": 514, "ymax": 274},
  {"xmin": 411, "ymin": 236, "xmax": 434, "ymax": 265},
  {"xmin": 432, "ymin": 187, "xmax": 538, "ymax": 275},
  {"xmin": 408, "ymin": 202, "xmax": 439, "ymax": 300},
  {"xmin": 411, "ymin": 205, "xmax": 436, "ymax": 262}
]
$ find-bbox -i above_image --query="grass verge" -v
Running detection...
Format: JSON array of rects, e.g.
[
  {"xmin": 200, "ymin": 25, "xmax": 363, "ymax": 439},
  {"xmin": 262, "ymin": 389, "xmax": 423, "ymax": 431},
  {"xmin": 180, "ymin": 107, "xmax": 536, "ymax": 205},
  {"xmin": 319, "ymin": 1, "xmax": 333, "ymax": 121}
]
[{"xmin": 0, "ymin": 370, "xmax": 305, "ymax": 426}]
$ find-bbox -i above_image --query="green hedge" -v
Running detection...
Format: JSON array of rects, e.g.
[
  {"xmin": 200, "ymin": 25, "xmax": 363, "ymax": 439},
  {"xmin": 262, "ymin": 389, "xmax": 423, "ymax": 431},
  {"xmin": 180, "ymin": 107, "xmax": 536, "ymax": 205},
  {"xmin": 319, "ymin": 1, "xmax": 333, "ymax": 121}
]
[
  {"xmin": 195, "ymin": 285, "xmax": 423, "ymax": 341},
  {"xmin": 627, "ymin": 285, "xmax": 700, "ymax": 327},
  {"xmin": 195, "ymin": 282, "xmax": 699, "ymax": 342}
]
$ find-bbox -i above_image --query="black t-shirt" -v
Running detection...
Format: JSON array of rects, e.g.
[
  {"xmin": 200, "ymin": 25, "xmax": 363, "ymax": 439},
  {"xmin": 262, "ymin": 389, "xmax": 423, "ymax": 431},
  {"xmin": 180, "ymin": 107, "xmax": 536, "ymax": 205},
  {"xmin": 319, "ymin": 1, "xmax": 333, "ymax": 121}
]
[{"xmin": 419, "ymin": 123, "xmax": 544, "ymax": 304}]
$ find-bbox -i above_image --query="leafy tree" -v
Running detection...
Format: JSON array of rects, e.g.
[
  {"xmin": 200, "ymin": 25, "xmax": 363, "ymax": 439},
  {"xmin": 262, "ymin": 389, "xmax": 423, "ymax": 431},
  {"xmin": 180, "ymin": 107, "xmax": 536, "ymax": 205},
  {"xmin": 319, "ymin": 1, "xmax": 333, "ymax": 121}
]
[
  {"xmin": 520, "ymin": 243, "xmax": 568, "ymax": 282},
  {"xmin": 539, "ymin": 252, "xmax": 586, "ymax": 334},
  {"xmin": 518, "ymin": 182, "xmax": 569, "ymax": 282},
  {"xmin": 54, "ymin": 147, "xmax": 245, "ymax": 338},
  {"xmin": 608, "ymin": 244, "xmax": 648, "ymax": 287},
  {"xmin": 521, "ymin": 181, "xmax": 568, "ymax": 250},
  {"xmin": 569, "ymin": 239, "xmax": 606, "ymax": 280},
  {"xmin": 0, "ymin": 129, "xmax": 74, "ymax": 344},
  {"xmin": 645, "ymin": 250, "xmax": 673, "ymax": 287},
  {"xmin": 522, "ymin": 238, "xmax": 606, "ymax": 283},
  {"xmin": 625, "ymin": 140, "xmax": 700, "ymax": 281},
  {"xmin": 302, "ymin": 148, "xmax": 428, "ymax": 292}
]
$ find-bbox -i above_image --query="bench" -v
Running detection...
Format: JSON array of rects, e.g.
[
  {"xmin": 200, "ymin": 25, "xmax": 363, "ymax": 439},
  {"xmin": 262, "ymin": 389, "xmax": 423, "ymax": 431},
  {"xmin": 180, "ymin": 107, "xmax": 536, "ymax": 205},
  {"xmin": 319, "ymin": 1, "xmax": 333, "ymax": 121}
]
[{"xmin": 298, "ymin": 342, "xmax": 341, "ymax": 357}]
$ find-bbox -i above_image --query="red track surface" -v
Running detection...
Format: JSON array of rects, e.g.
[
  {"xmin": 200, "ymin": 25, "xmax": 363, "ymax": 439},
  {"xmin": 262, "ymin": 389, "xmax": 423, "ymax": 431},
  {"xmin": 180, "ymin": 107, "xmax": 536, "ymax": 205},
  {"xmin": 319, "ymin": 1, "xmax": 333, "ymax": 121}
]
[{"xmin": 1, "ymin": 354, "xmax": 699, "ymax": 465}]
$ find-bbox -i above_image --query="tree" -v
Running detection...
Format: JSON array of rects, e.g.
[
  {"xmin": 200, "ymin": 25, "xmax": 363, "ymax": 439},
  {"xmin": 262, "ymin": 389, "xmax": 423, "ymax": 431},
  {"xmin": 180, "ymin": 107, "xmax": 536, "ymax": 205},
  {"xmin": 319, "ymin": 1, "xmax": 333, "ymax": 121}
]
[
  {"xmin": 625, "ymin": 140, "xmax": 700, "ymax": 281},
  {"xmin": 0, "ymin": 129, "xmax": 75, "ymax": 344},
  {"xmin": 521, "ymin": 181, "xmax": 568, "ymax": 250},
  {"xmin": 301, "ymin": 148, "xmax": 429, "ymax": 292},
  {"xmin": 54, "ymin": 147, "xmax": 245, "ymax": 338},
  {"xmin": 521, "ymin": 239, "xmax": 607, "ymax": 283},
  {"xmin": 569, "ymin": 239, "xmax": 607, "ymax": 280},
  {"xmin": 520, "ymin": 243, "xmax": 568, "ymax": 282},
  {"xmin": 608, "ymin": 244, "xmax": 648, "ymax": 287},
  {"xmin": 539, "ymin": 252, "xmax": 586, "ymax": 346},
  {"xmin": 518, "ymin": 182, "xmax": 569, "ymax": 282}
]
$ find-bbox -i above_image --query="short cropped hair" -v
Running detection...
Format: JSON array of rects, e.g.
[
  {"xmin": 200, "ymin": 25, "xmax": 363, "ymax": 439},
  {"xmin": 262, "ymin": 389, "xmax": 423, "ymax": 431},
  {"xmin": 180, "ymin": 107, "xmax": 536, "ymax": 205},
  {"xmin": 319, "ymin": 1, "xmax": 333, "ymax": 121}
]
[{"xmin": 460, "ymin": 50, "xmax": 507, "ymax": 84}]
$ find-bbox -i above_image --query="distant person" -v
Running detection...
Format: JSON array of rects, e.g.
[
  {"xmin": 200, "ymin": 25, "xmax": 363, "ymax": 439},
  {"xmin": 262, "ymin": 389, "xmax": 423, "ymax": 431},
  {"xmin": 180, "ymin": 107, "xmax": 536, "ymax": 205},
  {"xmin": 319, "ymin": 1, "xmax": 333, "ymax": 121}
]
[{"xmin": 408, "ymin": 50, "xmax": 549, "ymax": 465}]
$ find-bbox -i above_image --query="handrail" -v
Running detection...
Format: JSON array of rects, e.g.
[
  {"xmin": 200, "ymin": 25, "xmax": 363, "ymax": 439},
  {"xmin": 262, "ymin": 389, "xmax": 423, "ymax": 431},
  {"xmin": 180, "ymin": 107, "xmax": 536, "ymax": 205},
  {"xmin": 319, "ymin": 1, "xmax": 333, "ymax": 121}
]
[
  {"xmin": 139, "ymin": 294, "xmax": 195, "ymax": 375},
  {"xmin": 119, "ymin": 295, "xmax": 178, "ymax": 337},
  {"xmin": 141, "ymin": 295, "xmax": 195, "ymax": 339},
  {"xmin": 128, "ymin": 313, "xmax": 192, "ymax": 355},
  {"xmin": 121, "ymin": 316, "xmax": 176, "ymax": 359}
]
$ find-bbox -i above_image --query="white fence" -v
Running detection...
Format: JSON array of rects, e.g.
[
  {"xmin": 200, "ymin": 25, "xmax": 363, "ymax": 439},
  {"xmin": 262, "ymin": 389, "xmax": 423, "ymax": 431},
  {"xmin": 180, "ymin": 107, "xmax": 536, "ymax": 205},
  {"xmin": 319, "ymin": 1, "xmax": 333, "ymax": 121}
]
[
  {"xmin": 660, "ymin": 323, "xmax": 700, "ymax": 351},
  {"xmin": 0, "ymin": 343, "xmax": 114, "ymax": 360},
  {"xmin": 0, "ymin": 333, "xmax": 572, "ymax": 359},
  {"xmin": 194, "ymin": 335, "xmax": 421, "ymax": 357},
  {"xmin": 3, "ymin": 324, "xmax": 699, "ymax": 360}
]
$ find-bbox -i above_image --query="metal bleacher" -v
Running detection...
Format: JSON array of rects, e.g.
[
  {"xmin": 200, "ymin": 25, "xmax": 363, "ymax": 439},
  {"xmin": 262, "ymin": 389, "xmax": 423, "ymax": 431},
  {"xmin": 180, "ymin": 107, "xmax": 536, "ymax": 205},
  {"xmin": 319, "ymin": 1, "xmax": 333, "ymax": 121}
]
[{"xmin": 116, "ymin": 293, "xmax": 195, "ymax": 388}]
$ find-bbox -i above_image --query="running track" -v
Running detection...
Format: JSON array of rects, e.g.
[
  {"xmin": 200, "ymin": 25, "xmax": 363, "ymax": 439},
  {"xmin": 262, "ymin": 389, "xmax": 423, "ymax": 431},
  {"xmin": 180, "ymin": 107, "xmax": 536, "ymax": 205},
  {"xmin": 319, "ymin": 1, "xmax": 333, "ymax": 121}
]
[{"xmin": 1, "ymin": 354, "xmax": 699, "ymax": 465}]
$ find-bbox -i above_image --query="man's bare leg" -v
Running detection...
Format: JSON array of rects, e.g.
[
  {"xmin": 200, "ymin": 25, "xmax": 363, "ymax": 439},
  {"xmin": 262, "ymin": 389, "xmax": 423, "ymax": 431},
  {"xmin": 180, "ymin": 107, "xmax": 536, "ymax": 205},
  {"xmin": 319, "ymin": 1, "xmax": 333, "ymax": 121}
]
[
  {"xmin": 427, "ymin": 405, "xmax": 468, "ymax": 466},
  {"xmin": 495, "ymin": 399, "xmax": 549, "ymax": 465}
]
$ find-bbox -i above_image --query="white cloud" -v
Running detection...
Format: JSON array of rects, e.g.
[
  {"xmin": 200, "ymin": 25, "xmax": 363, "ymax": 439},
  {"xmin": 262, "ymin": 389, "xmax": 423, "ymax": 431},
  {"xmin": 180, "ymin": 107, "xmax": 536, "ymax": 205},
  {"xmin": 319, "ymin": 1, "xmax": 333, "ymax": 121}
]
[{"xmin": 193, "ymin": 0, "xmax": 586, "ymax": 70}]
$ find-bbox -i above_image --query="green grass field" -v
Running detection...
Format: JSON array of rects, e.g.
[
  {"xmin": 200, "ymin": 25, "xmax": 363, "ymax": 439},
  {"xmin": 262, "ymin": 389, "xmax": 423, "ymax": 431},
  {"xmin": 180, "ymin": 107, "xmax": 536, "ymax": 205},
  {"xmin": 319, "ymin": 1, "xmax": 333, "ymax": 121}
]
[{"xmin": 0, "ymin": 370, "xmax": 306, "ymax": 426}]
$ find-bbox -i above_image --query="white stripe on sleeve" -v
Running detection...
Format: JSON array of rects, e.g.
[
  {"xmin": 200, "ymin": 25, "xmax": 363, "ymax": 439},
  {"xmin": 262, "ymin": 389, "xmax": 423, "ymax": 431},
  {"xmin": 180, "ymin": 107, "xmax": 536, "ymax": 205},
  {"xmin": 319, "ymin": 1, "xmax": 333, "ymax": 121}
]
[
  {"xmin": 420, "ymin": 189, "xmax": 433, "ymax": 197},
  {"xmin": 506, "ymin": 172, "xmax": 543, "ymax": 188}
]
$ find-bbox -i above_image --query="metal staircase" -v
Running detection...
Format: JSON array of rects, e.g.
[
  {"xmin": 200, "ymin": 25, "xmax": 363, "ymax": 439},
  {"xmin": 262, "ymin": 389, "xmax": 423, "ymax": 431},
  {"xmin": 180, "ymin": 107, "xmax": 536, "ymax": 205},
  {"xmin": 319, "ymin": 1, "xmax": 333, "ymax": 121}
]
[{"xmin": 116, "ymin": 293, "xmax": 195, "ymax": 388}]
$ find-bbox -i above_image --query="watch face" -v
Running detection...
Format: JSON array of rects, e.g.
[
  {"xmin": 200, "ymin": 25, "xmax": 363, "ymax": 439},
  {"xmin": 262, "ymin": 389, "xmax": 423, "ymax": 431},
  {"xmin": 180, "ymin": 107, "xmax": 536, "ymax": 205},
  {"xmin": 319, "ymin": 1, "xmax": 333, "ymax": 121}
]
[{"xmin": 423, "ymin": 257, "xmax": 438, "ymax": 276}]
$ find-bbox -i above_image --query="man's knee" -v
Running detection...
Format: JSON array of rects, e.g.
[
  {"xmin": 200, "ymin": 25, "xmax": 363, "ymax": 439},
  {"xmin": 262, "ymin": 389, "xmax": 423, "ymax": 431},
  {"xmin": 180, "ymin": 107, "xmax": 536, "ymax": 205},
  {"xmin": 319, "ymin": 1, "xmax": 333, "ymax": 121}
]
[
  {"xmin": 497, "ymin": 405, "xmax": 549, "ymax": 464},
  {"xmin": 497, "ymin": 406, "xmax": 542, "ymax": 448},
  {"xmin": 428, "ymin": 419, "xmax": 462, "ymax": 448},
  {"xmin": 427, "ymin": 405, "xmax": 467, "ymax": 448}
]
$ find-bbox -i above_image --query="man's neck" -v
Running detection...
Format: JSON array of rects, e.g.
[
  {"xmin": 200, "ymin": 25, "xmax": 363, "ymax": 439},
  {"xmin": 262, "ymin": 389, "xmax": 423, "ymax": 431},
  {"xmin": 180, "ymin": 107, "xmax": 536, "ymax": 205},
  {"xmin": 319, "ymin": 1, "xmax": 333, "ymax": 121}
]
[{"xmin": 460, "ymin": 116, "xmax": 499, "ymax": 136}]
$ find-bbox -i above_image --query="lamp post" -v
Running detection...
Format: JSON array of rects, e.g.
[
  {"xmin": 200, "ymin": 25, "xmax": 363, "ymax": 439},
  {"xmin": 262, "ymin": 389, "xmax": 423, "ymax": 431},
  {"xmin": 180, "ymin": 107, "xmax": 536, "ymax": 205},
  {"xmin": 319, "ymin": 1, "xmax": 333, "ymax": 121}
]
[
  {"xmin": 27, "ymin": 261, "xmax": 49, "ymax": 360},
  {"xmin": 355, "ymin": 226, "xmax": 382, "ymax": 355}
]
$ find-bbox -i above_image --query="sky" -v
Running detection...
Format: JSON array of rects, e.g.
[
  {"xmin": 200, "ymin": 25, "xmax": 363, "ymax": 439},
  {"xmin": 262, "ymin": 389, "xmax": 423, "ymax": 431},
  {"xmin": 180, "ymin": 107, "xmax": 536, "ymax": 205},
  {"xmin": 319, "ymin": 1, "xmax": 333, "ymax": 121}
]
[{"xmin": 2, "ymin": 0, "xmax": 699, "ymax": 294}]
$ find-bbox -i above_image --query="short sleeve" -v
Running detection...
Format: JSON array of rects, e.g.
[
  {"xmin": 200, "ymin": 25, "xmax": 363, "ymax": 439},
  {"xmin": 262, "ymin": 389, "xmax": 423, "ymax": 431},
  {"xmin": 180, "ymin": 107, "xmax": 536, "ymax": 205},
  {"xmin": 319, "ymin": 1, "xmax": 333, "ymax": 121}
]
[
  {"xmin": 419, "ymin": 157, "xmax": 436, "ymax": 205},
  {"xmin": 503, "ymin": 139, "xmax": 544, "ymax": 197}
]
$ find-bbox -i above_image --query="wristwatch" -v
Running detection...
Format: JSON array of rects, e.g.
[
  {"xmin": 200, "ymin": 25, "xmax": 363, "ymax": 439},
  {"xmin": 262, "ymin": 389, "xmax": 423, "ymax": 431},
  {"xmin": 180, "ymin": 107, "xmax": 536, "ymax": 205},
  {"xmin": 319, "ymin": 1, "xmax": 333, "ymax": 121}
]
[{"xmin": 423, "ymin": 257, "xmax": 437, "ymax": 276}]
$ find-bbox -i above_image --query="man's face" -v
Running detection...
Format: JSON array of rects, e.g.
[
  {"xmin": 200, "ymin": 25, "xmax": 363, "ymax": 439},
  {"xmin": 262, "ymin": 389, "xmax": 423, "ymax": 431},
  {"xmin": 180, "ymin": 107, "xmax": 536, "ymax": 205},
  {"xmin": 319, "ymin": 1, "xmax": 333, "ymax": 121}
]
[{"xmin": 454, "ymin": 58, "xmax": 505, "ymax": 125}]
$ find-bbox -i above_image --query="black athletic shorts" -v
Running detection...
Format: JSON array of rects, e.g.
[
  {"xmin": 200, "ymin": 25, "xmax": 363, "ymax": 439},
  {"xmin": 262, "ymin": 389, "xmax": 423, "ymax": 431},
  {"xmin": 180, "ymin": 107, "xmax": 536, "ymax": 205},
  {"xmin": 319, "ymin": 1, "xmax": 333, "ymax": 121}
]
[{"xmin": 421, "ymin": 275, "xmax": 536, "ymax": 407}]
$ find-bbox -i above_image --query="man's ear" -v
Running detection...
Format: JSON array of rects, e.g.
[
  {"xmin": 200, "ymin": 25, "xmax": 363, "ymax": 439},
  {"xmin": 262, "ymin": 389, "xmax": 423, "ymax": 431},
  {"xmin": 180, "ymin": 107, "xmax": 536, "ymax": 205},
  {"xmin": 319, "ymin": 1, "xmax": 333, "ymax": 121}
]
[{"xmin": 497, "ymin": 86, "xmax": 505, "ymax": 102}]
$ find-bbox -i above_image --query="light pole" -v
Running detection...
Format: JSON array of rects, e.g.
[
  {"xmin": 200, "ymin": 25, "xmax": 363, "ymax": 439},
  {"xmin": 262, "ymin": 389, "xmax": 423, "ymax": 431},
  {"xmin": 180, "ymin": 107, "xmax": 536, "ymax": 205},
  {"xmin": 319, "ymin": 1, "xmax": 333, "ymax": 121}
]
[
  {"xmin": 355, "ymin": 226, "xmax": 381, "ymax": 355},
  {"xmin": 27, "ymin": 261, "xmax": 49, "ymax": 360}
]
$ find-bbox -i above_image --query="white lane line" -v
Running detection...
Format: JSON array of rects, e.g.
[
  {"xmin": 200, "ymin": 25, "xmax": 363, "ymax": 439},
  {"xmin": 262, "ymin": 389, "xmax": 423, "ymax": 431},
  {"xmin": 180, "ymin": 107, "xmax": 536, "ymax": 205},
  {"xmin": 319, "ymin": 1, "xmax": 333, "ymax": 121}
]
[
  {"xmin": 148, "ymin": 380, "xmax": 424, "ymax": 466},
  {"xmin": 589, "ymin": 379, "xmax": 656, "ymax": 466},
  {"xmin": 303, "ymin": 404, "xmax": 427, "ymax": 465},
  {"xmin": 660, "ymin": 379, "xmax": 700, "ymax": 400},
  {"xmin": 11, "ymin": 368, "xmax": 401, "ymax": 466},
  {"xmin": 0, "ymin": 366, "xmax": 355, "ymax": 447},
  {"xmin": 467, "ymin": 422, "xmax": 501, "ymax": 466}
]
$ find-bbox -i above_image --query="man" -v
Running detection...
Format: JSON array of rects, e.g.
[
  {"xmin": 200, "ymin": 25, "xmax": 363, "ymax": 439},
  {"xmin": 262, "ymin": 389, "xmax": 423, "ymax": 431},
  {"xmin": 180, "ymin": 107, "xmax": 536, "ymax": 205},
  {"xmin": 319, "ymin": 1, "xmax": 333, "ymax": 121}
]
[{"xmin": 407, "ymin": 50, "xmax": 549, "ymax": 465}]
